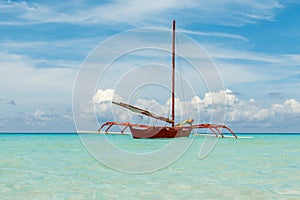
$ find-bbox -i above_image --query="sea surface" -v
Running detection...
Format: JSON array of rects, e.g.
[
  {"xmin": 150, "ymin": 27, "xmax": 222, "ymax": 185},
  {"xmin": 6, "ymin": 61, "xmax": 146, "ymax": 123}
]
[{"xmin": 0, "ymin": 133, "xmax": 299, "ymax": 200}]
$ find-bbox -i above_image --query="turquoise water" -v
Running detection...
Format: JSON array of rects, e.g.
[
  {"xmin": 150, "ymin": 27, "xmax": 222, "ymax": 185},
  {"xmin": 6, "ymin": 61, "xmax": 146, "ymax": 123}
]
[{"xmin": 1, "ymin": 134, "xmax": 299, "ymax": 199}]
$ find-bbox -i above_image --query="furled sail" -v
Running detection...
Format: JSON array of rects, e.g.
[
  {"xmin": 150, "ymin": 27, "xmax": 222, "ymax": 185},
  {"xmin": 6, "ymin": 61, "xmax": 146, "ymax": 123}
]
[{"xmin": 112, "ymin": 101, "xmax": 173, "ymax": 124}]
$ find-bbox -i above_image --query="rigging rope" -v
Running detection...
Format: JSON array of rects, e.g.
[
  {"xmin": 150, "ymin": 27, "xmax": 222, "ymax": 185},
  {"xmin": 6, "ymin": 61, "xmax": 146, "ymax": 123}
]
[{"xmin": 131, "ymin": 25, "xmax": 173, "ymax": 126}]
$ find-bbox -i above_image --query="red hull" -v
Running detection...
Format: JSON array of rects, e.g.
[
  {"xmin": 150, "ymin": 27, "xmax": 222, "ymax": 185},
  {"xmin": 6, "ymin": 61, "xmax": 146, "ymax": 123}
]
[{"xmin": 129, "ymin": 126, "xmax": 192, "ymax": 139}]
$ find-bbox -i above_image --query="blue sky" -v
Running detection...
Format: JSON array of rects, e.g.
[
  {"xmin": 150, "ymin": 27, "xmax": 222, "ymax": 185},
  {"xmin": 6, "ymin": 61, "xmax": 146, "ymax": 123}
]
[{"xmin": 0, "ymin": 0, "xmax": 300, "ymax": 132}]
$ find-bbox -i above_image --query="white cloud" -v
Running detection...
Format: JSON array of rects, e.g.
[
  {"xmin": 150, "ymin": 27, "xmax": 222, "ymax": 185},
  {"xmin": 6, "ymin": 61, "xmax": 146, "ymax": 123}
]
[
  {"xmin": 201, "ymin": 45, "xmax": 300, "ymax": 86},
  {"xmin": 180, "ymin": 29, "xmax": 249, "ymax": 41},
  {"xmin": 0, "ymin": 108, "xmax": 76, "ymax": 131},
  {"xmin": 90, "ymin": 89, "xmax": 124, "ymax": 119},
  {"xmin": 90, "ymin": 88, "xmax": 300, "ymax": 130},
  {"xmin": 0, "ymin": 38, "xmax": 97, "ymax": 58},
  {"xmin": 203, "ymin": 89, "xmax": 237, "ymax": 106},
  {"xmin": 0, "ymin": 1, "xmax": 36, "ymax": 12},
  {"xmin": 33, "ymin": 109, "xmax": 52, "ymax": 122},
  {"xmin": 272, "ymin": 99, "xmax": 300, "ymax": 114},
  {"xmin": 204, "ymin": 44, "xmax": 300, "ymax": 66},
  {"xmin": 92, "ymin": 89, "xmax": 122, "ymax": 104},
  {"xmin": 136, "ymin": 99, "xmax": 168, "ymax": 117},
  {"xmin": 0, "ymin": 0, "xmax": 284, "ymax": 26},
  {"xmin": 33, "ymin": 109, "xmax": 45, "ymax": 118},
  {"xmin": 0, "ymin": 51, "xmax": 77, "ymax": 106},
  {"xmin": 222, "ymin": 92, "xmax": 300, "ymax": 122},
  {"xmin": 80, "ymin": 89, "xmax": 126, "ymax": 123}
]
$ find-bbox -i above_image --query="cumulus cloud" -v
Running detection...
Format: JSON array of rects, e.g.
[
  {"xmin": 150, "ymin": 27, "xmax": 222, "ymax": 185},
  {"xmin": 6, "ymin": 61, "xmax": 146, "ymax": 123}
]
[
  {"xmin": 91, "ymin": 89, "xmax": 123, "ymax": 116},
  {"xmin": 135, "ymin": 99, "xmax": 168, "ymax": 117},
  {"xmin": 80, "ymin": 89, "xmax": 126, "ymax": 123},
  {"xmin": 271, "ymin": 99, "xmax": 300, "ymax": 114},
  {"xmin": 217, "ymin": 91, "xmax": 300, "ymax": 122},
  {"xmin": 92, "ymin": 89, "xmax": 122, "ymax": 104},
  {"xmin": 90, "ymin": 88, "xmax": 300, "ymax": 128}
]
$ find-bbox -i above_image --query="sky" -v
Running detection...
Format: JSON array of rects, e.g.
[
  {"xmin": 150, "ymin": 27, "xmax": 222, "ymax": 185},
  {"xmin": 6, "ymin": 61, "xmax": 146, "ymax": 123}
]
[{"xmin": 0, "ymin": 0, "xmax": 300, "ymax": 133}]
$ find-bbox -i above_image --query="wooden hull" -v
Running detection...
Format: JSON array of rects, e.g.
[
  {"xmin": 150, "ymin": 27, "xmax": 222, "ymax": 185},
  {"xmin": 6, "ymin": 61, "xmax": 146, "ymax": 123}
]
[{"xmin": 129, "ymin": 126, "xmax": 192, "ymax": 139}]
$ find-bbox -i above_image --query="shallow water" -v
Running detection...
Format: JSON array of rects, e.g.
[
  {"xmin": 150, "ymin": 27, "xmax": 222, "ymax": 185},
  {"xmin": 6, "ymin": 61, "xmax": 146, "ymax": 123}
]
[{"xmin": 0, "ymin": 133, "xmax": 299, "ymax": 199}]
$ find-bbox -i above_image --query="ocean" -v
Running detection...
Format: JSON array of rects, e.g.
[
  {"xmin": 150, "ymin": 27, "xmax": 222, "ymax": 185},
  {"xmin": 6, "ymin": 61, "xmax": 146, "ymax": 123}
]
[{"xmin": 1, "ymin": 133, "xmax": 299, "ymax": 199}]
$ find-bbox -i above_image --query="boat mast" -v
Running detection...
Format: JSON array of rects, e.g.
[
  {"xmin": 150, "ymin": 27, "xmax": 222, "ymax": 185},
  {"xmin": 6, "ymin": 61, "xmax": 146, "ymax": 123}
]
[{"xmin": 171, "ymin": 20, "xmax": 175, "ymax": 127}]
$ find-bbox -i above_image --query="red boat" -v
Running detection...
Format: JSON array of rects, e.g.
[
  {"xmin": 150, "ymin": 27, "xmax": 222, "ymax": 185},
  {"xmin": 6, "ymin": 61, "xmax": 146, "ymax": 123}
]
[
  {"xmin": 98, "ymin": 20, "xmax": 237, "ymax": 139},
  {"xmin": 129, "ymin": 126, "xmax": 193, "ymax": 139}
]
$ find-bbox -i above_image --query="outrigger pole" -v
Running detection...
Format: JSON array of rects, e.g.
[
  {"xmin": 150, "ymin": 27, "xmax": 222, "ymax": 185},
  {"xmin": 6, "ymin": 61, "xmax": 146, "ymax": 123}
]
[{"xmin": 98, "ymin": 122, "xmax": 237, "ymax": 139}]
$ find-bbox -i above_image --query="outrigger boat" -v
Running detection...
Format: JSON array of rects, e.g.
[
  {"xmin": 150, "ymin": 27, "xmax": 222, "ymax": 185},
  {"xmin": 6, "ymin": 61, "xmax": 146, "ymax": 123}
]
[{"xmin": 98, "ymin": 20, "xmax": 237, "ymax": 139}]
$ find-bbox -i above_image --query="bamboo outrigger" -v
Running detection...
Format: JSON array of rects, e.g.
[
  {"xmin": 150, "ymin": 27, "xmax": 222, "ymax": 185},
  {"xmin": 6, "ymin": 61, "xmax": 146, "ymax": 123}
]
[{"xmin": 98, "ymin": 121, "xmax": 237, "ymax": 138}]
